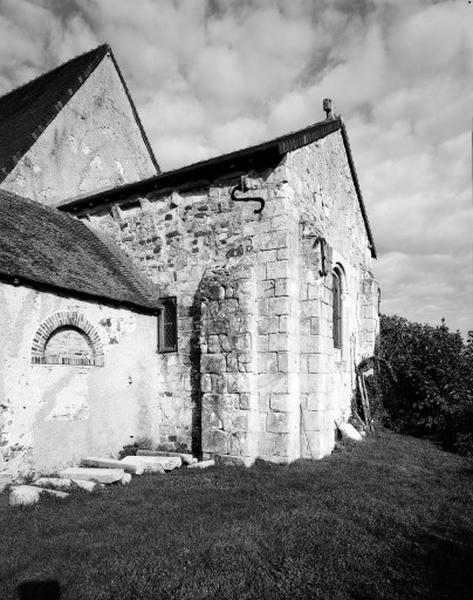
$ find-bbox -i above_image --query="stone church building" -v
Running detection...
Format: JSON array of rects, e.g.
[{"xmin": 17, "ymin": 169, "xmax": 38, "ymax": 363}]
[{"xmin": 0, "ymin": 45, "xmax": 379, "ymax": 477}]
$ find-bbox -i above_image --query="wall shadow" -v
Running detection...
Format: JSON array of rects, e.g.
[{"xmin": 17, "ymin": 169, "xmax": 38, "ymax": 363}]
[
  {"xmin": 189, "ymin": 288, "xmax": 202, "ymax": 459},
  {"xmin": 17, "ymin": 579, "xmax": 60, "ymax": 600}
]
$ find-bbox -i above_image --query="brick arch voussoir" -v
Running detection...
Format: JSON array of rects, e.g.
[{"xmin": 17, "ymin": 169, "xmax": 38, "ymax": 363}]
[{"xmin": 31, "ymin": 311, "xmax": 105, "ymax": 366}]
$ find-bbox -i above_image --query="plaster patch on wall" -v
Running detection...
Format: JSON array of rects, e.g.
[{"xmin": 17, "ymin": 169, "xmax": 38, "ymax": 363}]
[
  {"xmin": 46, "ymin": 374, "xmax": 89, "ymax": 421},
  {"xmin": 90, "ymin": 155, "xmax": 103, "ymax": 170},
  {"xmin": 99, "ymin": 313, "xmax": 137, "ymax": 346},
  {"xmin": 114, "ymin": 160, "xmax": 125, "ymax": 177}
]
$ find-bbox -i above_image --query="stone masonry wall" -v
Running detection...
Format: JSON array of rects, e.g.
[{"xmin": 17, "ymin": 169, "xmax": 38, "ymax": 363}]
[
  {"xmin": 86, "ymin": 166, "xmax": 302, "ymax": 461},
  {"xmin": 1, "ymin": 54, "xmax": 157, "ymax": 206},
  {"xmin": 83, "ymin": 131, "xmax": 378, "ymax": 462},
  {"xmin": 199, "ymin": 266, "xmax": 259, "ymax": 460}
]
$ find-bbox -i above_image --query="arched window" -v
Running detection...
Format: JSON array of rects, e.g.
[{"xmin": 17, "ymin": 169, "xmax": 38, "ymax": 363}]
[
  {"xmin": 44, "ymin": 326, "xmax": 95, "ymax": 365},
  {"xmin": 332, "ymin": 268, "xmax": 343, "ymax": 349},
  {"xmin": 31, "ymin": 312, "xmax": 104, "ymax": 366}
]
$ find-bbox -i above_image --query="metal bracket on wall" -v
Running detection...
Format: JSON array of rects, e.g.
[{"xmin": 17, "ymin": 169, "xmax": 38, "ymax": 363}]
[{"xmin": 230, "ymin": 183, "xmax": 265, "ymax": 214}]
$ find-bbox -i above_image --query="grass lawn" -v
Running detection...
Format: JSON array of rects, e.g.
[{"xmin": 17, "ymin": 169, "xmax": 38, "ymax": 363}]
[{"xmin": 1, "ymin": 432, "xmax": 472, "ymax": 600}]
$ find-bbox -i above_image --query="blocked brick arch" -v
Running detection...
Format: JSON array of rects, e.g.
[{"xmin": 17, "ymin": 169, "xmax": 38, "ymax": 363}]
[{"xmin": 31, "ymin": 311, "xmax": 104, "ymax": 366}]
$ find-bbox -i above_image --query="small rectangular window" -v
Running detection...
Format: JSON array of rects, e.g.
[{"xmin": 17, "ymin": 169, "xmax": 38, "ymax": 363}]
[{"xmin": 158, "ymin": 297, "xmax": 178, "ymax": 353}]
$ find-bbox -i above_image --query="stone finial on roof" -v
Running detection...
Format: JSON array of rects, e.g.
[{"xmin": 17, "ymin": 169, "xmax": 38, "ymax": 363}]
[{"xmin": 323, "ymin": 98, "xmax": 334, "ymax": 120}]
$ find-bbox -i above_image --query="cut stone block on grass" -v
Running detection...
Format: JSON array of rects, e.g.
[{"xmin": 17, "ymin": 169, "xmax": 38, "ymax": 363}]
[
  {"xmin": 337, "ymin": 422, "xmax": 363, "ymax": 442},
  {"xmin": 59, "ymin": 467, "xmax": 125, "ymax": 484},
  {"xmin": 40, "ymin": 488, "xmax": 69, "ymax": 499},
  {"xmin": 214, "ymin": 455, "xmax": 253, "ymax": 468},
  {"xmin": 120, "ymin": 456, "xmax": 165, "ymax": 474},
  {"xmin": 10, "ymin": 485, "xmax": 40, "ymax": 506},
  {"xmin": 82, "ymin": 457, "xmax": 144, "ymax": 475},
  {"xmin": 10, "ymin": 485, "xmax": 69, "ymax": 506},
  {"xmin": 137, "ymin": 450, "xmax": 197, "ymax": 465},
  {"xmin": 120, "ymin": 473, "xmax": 132, "ymax": 485},
  {"xmin": 187, "ymin": 460, "xmax": 215, "ymax": 470},
  {"xmin": 121, "ymin": 455, "xmax": 181, "ymax": 472},
  {"xmin": 33, "ymin": 477, "xmax": 98, "ymax": 492}
]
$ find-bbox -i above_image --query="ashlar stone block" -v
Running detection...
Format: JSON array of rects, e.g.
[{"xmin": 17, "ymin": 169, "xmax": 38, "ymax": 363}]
[
  {"xmin": 266, "ymin": 260, "xmax": 289, "ymax": 280},
  {"xmin": 268, "ymin": 296, "xmax": 290, "ymax": 316},
  {"xmin": 268, "ymin": 333, "xmax": 287, "ymax": 352},
  {"xmin": 267, "ymin": 412, "xmax": 292, "ymax": 433},
  {"xmin": 257, "ymin": 352, "xmax": 278, "ymax": 374},
  {"xmin": 201, "ymin": 353, "xmax": 226, "ymax": 374},
  {"xmin": 227, "ymin": 372, "xmax": 251, "ymax": 393},
  {"xmin": 269, "ymin": 394, "xmax": 292, "ymax": 413}
]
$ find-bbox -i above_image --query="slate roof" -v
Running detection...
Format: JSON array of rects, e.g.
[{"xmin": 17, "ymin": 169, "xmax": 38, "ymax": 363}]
[
  {"xmin": 60, "ymin": 116, "xmax": 377, "ymax": 258},
  {"xmin": 0, "ymin": 44, "xmax": 159, "ymax": 181},
  {"xmin": 0, "ymin": 190, "xmax": 158, "ymax": 312}
]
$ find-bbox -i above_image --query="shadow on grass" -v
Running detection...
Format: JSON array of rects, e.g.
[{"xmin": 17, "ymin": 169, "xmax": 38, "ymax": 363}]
[
  {"xmin": 417, "ymin": 526, "xmax": 473, "ymax": 600},
  {"xmin": 17, "ymin": 579, "xmax": 60, "ymax": 599}
]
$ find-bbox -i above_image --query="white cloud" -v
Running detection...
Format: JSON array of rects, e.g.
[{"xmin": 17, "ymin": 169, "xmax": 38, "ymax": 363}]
[{"xmin": 0, "ymin": 0, "xmax": 471, "ymax": 334}]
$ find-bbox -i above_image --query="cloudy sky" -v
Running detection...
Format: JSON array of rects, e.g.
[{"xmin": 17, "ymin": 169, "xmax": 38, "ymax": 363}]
[{"xmin": 0, "ymin": 0, "xmax": 471, "ymax": 335}]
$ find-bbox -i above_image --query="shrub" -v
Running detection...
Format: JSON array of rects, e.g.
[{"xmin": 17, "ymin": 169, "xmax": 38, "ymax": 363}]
[
  {"xmin": 117, "ymin": 437, "xmax": 154, "ymax": 460},
  {"xmin": 376, "ymin": 315, "xmax": 473, "ymax": 455}
]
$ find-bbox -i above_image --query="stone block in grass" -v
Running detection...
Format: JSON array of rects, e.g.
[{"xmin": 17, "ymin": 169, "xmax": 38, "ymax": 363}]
[
  {"xmin": 187, "ymin": 459, "xmax": 215, "ymax": 469},
  {"xmin": 82, "ymin": 457, "xmax": 144, "ymax": 475},
  {"xmin": 33, "ymin": 477, "xmax": 98, "ymax": 492},
  {"xmin": 137, "ymin": 450, "xmax": 196, "ymax": 465},
  {"xmin": 121, "ymin": 455, "xmax": 181, "ymax": 472},
  {"xmin": 10, "ymin": 485, "xmax": 69, "ymax": 506},
  {"xmin": 60, "ymin": 467, "xmax": 125, "ymax": 484}
]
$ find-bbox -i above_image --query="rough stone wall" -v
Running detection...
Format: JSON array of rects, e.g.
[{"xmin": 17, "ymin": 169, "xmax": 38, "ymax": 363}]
[
  {"xmin": 86, "ymin": 166, "xmax": 303, "ymax": 461},
  {"xmin": 0, "ymin": 282, "xmax": 159, "ymax": 477},
  {"xmin": 83, "ymin": 130, "xmax": 378, "ymax": 462},
  {"xmin": 199, "ymin": 265, "xmax": 259, "ymax": 460},
  {"xmin": 1, "ymin": 55, "xmax": 157, "ymax": 206}
]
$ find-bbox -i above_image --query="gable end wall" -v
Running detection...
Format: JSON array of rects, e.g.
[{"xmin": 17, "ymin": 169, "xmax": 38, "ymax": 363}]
[{"xmin": 1, "ymin": 54, "xmax": 157, "ymax": 206}]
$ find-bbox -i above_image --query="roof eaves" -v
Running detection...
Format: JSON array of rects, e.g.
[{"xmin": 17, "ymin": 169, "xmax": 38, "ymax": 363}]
[
  {"xmin": 0, "ymin": 272, "xmax": 158, "ymax": 315},
  {"xmin": 59, "ymin": 117, "xmax": 343, "ymax": 215}
]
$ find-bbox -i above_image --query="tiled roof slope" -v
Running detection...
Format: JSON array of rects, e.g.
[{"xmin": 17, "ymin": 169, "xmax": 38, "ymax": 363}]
[
  {"xmin": 0, "ymin": 45, "xmax": 109, "ymax": 181},
  {"xmin": 0, "ymin": 190, "xmax": 158, "ymax": 312}
]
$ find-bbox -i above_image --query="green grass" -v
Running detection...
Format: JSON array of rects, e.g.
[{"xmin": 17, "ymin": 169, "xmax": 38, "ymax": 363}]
[{"xmin": 1, "ymin": 432, "xmax": 472, "ymax": 599}]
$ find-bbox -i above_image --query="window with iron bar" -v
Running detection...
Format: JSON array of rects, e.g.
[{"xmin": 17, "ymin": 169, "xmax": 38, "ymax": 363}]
[{"xmin": 158, "ymin": 297, "xmax": 178, "ymax": 353}]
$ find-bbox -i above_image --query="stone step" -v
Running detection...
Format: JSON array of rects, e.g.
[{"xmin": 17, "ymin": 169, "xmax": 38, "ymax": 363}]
[
  {"xmin": 33, "ymin": 477, "xmax": 98, "ymax": 492},
  {"xmin": 10, "ymin": 485, "xmax": 69, "ymax": 506},
  {"xmin": 121, "ymin": 455, "xmax": 182, "ymax": 472},
  {"xmin": 136, "ymin": 450, "xmax": 197, "ymax": 465},
  {"xmin": 187, "ymin": 459, "xmax": 215, "ymax": 470},
  {"xmin": 60, "ymin": 467, "xmax": 125, "ymax": 484},
  {"xmin": 81, "ymin": 457, "xmax": 144, "ymax": 475}
]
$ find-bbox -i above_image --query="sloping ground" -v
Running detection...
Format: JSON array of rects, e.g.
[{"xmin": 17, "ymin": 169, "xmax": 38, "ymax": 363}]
[{"xmin": 1, "ymin": 432, "xmax": 472, "ymax": 600}]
